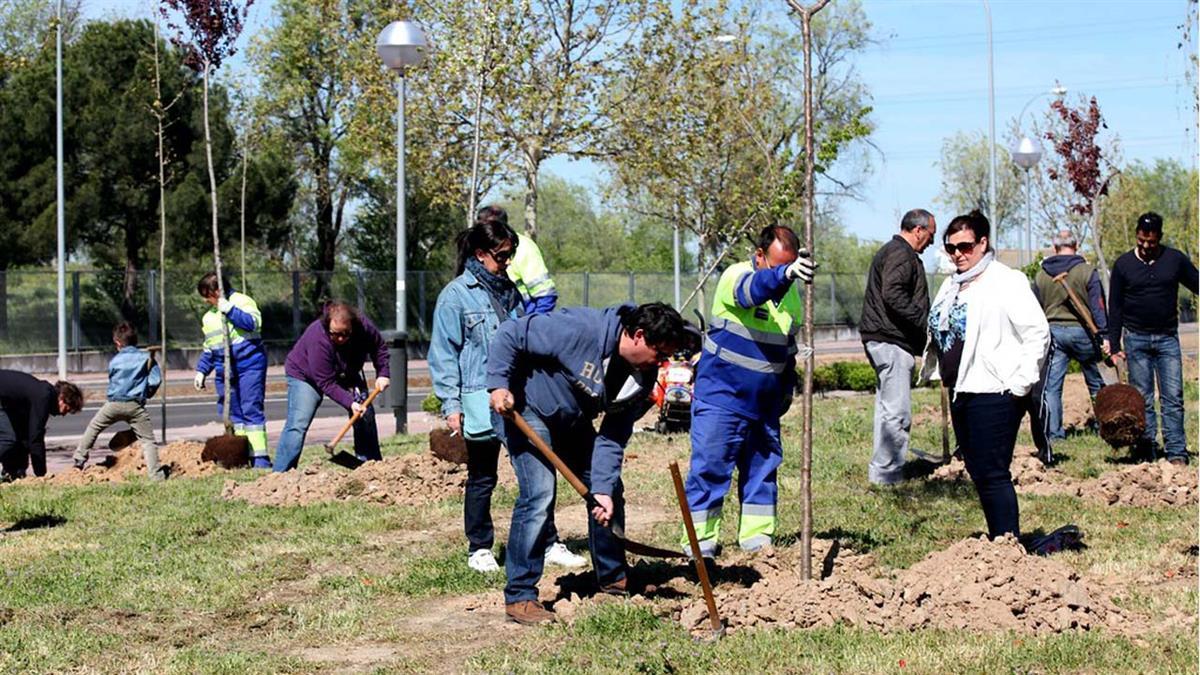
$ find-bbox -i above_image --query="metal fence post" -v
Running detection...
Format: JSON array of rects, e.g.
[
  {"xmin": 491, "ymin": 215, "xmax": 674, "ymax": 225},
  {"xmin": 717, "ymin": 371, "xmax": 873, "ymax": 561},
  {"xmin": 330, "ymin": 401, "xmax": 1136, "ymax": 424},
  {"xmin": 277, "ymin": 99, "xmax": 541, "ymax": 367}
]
[
  {"xmin": 582, "ymin": 272, "xmax": 590, "ymax": 307},
  {"xmin": 291, "ymin": 271, "xmax": 301, "ymax": 339},
  {"xmin": 417, "ymin": 271, "xmax": 427, "ymax": 338},
  {"xmin": 71, "ymin": 271, "xmax": 80, "ymax": 351},
  {"xmin": 355, "ymin": 270, "xmax": 366, "ymax": 314},
  {"xmin": 147, "ymin": 270, "xmax": 158, "ymax": 347},
  {"xmin": 829, "ymin": 273, "xmax": 837, "ymax": 324},
  {"xmin": 628, "ymin": 271, "xmax": 635, "ymax": 302}
]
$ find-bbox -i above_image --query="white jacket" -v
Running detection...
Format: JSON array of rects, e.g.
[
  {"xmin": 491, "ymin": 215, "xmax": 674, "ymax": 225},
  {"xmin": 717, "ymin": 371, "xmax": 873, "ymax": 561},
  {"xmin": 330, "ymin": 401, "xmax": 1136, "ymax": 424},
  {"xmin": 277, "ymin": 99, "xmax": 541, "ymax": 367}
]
[{"xmin": 919, "ymin": 260, "xmax": 1050, "ymax": 397}]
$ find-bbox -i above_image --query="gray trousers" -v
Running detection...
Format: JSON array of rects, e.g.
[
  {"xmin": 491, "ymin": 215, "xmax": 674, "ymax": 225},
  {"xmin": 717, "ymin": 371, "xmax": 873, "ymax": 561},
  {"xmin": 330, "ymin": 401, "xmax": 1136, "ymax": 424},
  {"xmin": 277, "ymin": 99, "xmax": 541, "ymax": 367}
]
[
  {"xmin": 865, "ymin": 341, "xmax": 915, "ymax": 485},
  {"xmin": 74, "ymin": 401, "xmax": 164, "ymax": 480}
]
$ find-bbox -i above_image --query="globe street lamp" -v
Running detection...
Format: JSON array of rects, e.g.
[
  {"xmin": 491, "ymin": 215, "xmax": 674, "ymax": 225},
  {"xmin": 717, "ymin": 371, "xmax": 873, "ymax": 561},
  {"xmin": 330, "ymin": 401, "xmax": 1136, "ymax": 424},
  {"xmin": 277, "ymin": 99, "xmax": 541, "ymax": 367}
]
[
  {"xmin": 1010, "ymin": 136, "xmax": 1043, "ymax": 267},
  {"xmin": 377, "ymin": 20, "xmax": 429, "ymax": 433},
  {"xmin": 1010, "ymin": 85, "xmax": 1066, "ymax": 266}
]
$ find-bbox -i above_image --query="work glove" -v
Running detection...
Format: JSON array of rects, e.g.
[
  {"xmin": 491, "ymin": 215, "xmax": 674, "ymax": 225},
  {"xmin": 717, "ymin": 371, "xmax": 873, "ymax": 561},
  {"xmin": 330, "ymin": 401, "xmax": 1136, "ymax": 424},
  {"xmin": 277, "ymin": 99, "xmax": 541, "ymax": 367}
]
[
  {"xmin": 193, "ymin": 372, "xmax": 206, "ymax": 391},
  {"xmin": 796, "ymin": 343, "xmax": 814, "ymax": 361},
  {"xmin": 217, "ymin": 297, "xmax": 234, "ymax": 314},
  {"xmin": 785, "ymin": 249, "xmax": 817, "ymax": 284},
  {"xmin": 375, "ymin": 376, "xmax": 391, "ymax": 391}
]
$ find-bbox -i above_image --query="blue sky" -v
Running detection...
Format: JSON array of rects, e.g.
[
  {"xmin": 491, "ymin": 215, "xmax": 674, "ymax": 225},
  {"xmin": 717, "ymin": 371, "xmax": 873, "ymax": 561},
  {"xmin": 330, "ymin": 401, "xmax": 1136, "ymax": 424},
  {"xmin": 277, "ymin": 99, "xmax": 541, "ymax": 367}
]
[{"xmin": 86, "ymin": 0, "xmax": 1196, "ymax": 251}]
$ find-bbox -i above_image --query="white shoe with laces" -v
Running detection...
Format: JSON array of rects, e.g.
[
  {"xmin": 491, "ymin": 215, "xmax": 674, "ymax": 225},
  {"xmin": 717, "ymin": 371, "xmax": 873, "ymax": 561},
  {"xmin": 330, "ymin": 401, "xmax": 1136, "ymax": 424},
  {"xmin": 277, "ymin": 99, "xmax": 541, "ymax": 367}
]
[
  {"xmin": 468, "ymin": 549, "xmax": 500, "ymax": 573},
  {"xmin": 544, "ymin": 542, "xmax": 587, "ymax": 568}
]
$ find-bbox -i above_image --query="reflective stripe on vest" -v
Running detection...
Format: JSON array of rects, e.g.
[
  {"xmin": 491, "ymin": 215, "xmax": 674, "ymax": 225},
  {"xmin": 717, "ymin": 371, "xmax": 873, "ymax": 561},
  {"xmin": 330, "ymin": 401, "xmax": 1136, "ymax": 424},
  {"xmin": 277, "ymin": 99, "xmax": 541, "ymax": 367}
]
[
  {"xmin": 703, "ymin": 335, "xmax": 787, "ymax": 374},
  {"xmin": 709, "ymin": 317, "xmax": 791, "ymax": 346}
]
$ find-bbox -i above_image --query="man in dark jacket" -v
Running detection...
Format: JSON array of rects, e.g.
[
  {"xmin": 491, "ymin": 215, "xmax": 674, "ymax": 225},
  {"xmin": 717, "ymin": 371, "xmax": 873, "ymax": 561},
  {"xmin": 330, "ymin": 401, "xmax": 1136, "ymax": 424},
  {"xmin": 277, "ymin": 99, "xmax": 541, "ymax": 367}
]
[
  {"xmin": 1033, "ymin": 230, "xmax": 1108, "ymax": 442},
  {"xmin": 487, "ymin": 302, "xmax": 688, "ymax": 625},
  {"xmin": 860, "ymin": 208, "xmax": 934, "ymax": 485},
  {"xmin": 0, "ymin": 371, "xmax": 84, "ymax": 480},
  {"xmin": 1109, "ymin": 212, "xmax": 1198, "ymax": 464},
  {"xmin": 273, "ymin": 303, "xmax": 391, "ymax": 471}
]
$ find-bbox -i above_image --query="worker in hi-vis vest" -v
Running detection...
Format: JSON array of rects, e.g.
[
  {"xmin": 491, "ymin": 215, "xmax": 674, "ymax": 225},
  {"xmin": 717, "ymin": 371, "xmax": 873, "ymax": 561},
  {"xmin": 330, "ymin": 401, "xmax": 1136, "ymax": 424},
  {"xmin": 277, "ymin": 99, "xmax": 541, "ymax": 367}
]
[
  {"xmin": 683, "ymin": 225, "xmax": 817, "ymax": 556},
  {"xmin": 474, "ymin": 205, "xmax": 559, "ymax": 315},
  {"xmin": 193, "ymin": 272, "xmax": 270, "ymax": 468}
]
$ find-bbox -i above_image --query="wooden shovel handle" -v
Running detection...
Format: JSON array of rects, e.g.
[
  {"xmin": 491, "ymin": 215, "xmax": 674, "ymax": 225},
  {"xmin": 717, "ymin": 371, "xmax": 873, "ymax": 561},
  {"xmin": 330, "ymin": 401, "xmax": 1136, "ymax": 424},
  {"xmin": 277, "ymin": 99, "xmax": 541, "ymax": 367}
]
[
  {"xmin": 507, "ymin": 411, "xmax": 592, "ymax": 502},
  {"xmin": 328, "ymin": 386, "xmax": 383, "ymax": 451},
  {"xmin": 1052, "ymin": 273, "xmax": 1102, "ymax": 337}
]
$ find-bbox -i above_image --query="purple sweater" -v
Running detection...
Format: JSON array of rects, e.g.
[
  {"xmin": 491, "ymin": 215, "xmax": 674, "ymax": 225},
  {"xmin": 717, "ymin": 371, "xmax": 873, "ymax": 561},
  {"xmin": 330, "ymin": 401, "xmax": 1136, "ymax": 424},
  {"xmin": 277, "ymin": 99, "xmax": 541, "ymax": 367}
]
[{"xmin": 285, "ymin": 315, "xmax": 391, "ymax": 410}]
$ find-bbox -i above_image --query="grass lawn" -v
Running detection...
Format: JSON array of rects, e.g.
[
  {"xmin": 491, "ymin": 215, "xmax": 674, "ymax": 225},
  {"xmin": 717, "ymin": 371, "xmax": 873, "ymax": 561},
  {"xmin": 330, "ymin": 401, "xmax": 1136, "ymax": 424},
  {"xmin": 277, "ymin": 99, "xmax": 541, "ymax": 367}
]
[{"xmin": 0, "ymin": 383, "xmax": 1195, "ymax": 674}]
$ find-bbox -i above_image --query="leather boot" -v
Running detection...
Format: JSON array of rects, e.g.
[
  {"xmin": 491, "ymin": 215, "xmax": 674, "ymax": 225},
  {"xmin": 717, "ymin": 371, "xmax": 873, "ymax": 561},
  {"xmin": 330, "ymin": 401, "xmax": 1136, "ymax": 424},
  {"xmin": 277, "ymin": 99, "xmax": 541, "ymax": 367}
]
[
  {"xmin": 505, "ymin": 600, "xmax": 555, "ymax": 625},
  {"xmin": 599, "ymin": 576, "xmax": 628, "ymax": 597}
]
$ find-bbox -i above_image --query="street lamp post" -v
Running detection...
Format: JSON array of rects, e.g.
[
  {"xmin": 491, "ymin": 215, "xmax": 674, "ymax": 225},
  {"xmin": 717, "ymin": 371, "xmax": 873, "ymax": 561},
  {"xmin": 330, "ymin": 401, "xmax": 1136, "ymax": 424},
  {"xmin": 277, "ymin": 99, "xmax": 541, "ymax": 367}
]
[
  {"xmin": 1010, "ymin": 86, "xmax": 1066, "ymax": 265},
  {"xmin": 56, "ymin": 0, "xmax": 66, "ymax": 381},
  {"xmin": 983, "ymin": 0, "xmax": 996, "ymax": 230},
  {"xmin": 1010, "ymin": 137, "xmax": 1042, "ymax": 267},
  {"xmin": 377, "ymin": 20, "xmax": 429, "ymax": 434}
]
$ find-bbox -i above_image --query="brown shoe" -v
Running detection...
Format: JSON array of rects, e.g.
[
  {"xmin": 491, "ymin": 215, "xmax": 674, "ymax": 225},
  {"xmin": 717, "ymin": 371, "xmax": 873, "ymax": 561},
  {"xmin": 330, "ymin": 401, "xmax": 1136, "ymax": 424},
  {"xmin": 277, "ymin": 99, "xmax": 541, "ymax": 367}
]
[
  {"xmin": 505, "ymin": 600, "xmax": 555, "ymax": 625},
  {"xmin": 1168, "ymin": 457, "xmax": 1189, "ymax": 466},
  {"xmin": 599, "ymin": 576, "xmax": 628, "ymax": 596}
]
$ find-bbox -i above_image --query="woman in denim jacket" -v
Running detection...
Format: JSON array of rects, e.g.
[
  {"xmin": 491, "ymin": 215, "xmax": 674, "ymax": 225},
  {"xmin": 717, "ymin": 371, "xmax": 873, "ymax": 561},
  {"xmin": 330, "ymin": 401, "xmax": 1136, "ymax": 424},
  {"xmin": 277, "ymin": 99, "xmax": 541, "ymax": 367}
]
[{"xmin": 429, "ymin": 219, "xmax": 586, "ymax": 573}]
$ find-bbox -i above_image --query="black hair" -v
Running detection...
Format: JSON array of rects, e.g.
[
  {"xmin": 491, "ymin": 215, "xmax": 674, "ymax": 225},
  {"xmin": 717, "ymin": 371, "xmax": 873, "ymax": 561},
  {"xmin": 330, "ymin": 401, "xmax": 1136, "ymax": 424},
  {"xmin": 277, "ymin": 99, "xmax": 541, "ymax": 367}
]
[
  {"xmin": 944, "ymin": 210, "xmax": 991, "ymax": 252},
  {"xmin": 196, "ymin": 271, "xmax": 232, "ymax": 298},
  {"xmin": 1136, "ymin": 212, "xmax": 1163, "ymax": 235},
  {"xmin": 475, "ymin": 205, "xmax": 509, "ymax": 228},
  {"xmin": 455, "ymin": 218, "xmax": 519, "ymax": 275},
  {"xmin": 113, "ymin": 321, "xmax": 138, "ymax": 347},
  {"xmin": 619, "ymin": 302, "xmax": 686, "ymax": 348},
  {"xmin": 755, "ymin": 225, "xmax": 800, "ymax": 255},
  {"xmin": 900, "ymin": 208, "xmax": 935, "ymax": 233},
  {"xmin": 55, "ymin": 381, "xmax": 84, "ymax": 413}
]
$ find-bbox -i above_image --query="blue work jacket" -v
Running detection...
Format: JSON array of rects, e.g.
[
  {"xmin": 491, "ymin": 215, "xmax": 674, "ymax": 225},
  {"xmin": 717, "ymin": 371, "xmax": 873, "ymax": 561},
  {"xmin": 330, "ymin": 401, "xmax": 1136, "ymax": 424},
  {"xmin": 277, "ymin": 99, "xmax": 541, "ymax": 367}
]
[{"xmin": 486, "ymin": 304, "xmax": 654, "ymax": 495}]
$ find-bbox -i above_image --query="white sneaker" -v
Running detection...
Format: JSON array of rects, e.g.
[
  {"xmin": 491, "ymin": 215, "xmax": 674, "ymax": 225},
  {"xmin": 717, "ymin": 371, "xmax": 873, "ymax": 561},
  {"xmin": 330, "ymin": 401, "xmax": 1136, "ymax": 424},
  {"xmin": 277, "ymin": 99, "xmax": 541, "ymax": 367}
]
[
  {"xmin": 544, "ymin": 542, "xmax": 588, "ymax": 568},
  {"xmin": 468, "ymin": 549, "xmax": 500, "ymax": 573}
]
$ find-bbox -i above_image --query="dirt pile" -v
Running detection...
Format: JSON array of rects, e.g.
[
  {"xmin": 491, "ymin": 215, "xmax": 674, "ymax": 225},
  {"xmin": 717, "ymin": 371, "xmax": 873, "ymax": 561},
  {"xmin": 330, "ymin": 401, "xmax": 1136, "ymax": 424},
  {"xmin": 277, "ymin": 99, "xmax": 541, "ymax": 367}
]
[
  {"xmin": 676, "ymin": 536, "xmax": 1134, "ymax": 635},
  {"xmin": 930, "ymin": 450, "xmax": 1197, "ymax": 507},
  {"xmin": 1095, "ymin": 384, "xmax": 1146, "ymax": 448},
  {"xmin": 931, "ymin": 446, "xmax": 1080, "ymax": 497},
  {"xmin": 12, "ymin": 441, "xmax": 216, "ymax": 486},
  {"xmin": 222, "ymin": 452, "xmax": 515, "ymax": 507},
  {"xmin": 1083, "ymin": 461, "xmax": 1197, "ymax": 507}
]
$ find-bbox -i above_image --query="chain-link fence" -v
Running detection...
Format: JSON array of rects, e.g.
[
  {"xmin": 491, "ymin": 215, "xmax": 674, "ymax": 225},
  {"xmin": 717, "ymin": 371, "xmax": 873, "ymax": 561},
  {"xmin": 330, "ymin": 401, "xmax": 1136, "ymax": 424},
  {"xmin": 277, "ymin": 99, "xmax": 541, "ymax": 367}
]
[{"xmin": 0, "ymin": 268, "xmax": 1192, "ymax": 357}]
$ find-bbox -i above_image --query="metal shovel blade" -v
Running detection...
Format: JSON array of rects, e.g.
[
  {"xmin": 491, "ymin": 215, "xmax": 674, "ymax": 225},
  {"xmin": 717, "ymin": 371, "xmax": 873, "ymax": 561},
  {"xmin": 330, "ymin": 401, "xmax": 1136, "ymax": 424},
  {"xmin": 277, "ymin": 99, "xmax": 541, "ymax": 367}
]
[{"xmin": 325, "ymin": 446, "xmax": 365, "ymax": 470}]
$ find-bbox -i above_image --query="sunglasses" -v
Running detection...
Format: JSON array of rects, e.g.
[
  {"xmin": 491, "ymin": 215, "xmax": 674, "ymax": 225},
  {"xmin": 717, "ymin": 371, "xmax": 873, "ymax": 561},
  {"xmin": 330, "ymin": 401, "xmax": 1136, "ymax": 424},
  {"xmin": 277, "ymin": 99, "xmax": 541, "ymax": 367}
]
[
  {"xmin": 944, "ymin": 240, "xmax": 978, "ymax": 255},
  {"xmin": 488, "ymin": 247, "xmax": 514, "ymax": 263},
  {"xmin": 328, "ymin": 330, "xmax": 351, "ymax": 339}
]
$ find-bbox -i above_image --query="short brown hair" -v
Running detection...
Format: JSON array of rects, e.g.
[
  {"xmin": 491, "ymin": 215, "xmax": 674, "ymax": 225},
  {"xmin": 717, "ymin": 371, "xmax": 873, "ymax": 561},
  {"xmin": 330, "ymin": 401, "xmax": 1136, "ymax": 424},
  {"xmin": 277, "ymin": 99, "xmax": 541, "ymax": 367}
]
[
  {"xmin": 113, "ymin": 321, "xmax": 137, "ymax": 347},
  {"xmin": 196, "ymin": 272, "xmax": 230, "ymax": 298},
  {"xmin": 54, "ymin": 381, "xmax": 84, "ymax": 413},
  {"xmin": 321, "ymin": 302, "xmax": 359, "ymax": 331}
]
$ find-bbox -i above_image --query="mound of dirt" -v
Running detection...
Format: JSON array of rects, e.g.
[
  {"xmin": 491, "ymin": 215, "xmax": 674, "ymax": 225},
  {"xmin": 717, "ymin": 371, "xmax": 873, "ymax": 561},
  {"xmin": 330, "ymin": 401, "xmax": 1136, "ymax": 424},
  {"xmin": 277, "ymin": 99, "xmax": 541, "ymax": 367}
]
[
  {"xmin": 13, "ymin": 441, "xmax": 216, "ymax": 486},
  {"xmin": 676, "ymin": 536, "xmax": 1135, "ymax": 636},
  {"xmin": 222, "ymin": 452, "xmax": 516, "ymax": 507},
  {"xmin": 930, "ymin": 446, "xmax": 1082, "ymax": 497},
  {"xmin": 1095, "ymin": 384, "xmax": 1146, "ymax": 448},
  {"xmin": 930, "ymin": 449, "xmax": 1197, "ymax": 507},
  {"xmin": 1082, "ymin": 461, "xmax": 1198, "ymax": 507}
]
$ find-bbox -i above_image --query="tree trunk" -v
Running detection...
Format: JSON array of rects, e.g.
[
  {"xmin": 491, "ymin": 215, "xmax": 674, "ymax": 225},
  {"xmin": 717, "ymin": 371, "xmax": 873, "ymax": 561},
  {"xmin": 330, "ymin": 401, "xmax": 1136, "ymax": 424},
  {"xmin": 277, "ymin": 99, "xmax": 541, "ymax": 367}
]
[
  {"xmin": 203, "ymin": 63, "xmax": 233, "ymax": 431},
  {"xmin": 121, "ymin": 251, "xmax": 138, "ymax": 321},
  {"xmin": 240, "ymin": 143, "xmax": 248, "ymax": 290},
  {"xmin": 153, "ymin": 16, "xmax": 168, "ymax": 444},
  {"xmin": 312, "ymin": 162, "xmax": 336, "ymax": 303},
  {"xmin": 0, "ymin": 265, "xmax": 8, "ymax": 341},
  {"xmin": 467, "ymin": 68, "xmax": 485, "ymax": 228},
  {"xmin": 789, "ymin": 0, "xmax": 832, "ymax": 583},
  {"xmin": 521, "ymin": 141, "xmax": 542, "ymax": 239}
]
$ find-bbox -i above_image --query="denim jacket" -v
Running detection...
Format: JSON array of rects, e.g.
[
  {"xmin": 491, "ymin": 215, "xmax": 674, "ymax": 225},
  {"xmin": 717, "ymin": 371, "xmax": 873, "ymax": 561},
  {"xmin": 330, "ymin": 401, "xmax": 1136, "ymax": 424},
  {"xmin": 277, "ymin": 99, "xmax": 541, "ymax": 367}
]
[
  {"xmin": 428, "ymin": 269, "xmax": 520, "ymax": 419},
  {"xmin": 108, "ymin": 346, "xmax": 162, "ymax": 404}
]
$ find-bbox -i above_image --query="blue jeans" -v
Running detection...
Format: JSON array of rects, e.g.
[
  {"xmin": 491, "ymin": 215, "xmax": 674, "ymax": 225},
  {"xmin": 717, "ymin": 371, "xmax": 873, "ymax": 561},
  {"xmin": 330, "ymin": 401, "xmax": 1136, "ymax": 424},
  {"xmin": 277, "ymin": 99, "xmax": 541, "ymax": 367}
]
[
  {"xmin": 1123, "ymin": 331, "xmax": 1187, "ymax": 461},
  {"xmin": 1044, "ymin": 325, "xmax": 1106, "ymax": 440},
  {"xmin": 497, "ymin": 410, "xmax": 626, "ymax": 604},
  {"xmin": 273, "ymin": 376, "xmax": 381, "ymax": 472}
]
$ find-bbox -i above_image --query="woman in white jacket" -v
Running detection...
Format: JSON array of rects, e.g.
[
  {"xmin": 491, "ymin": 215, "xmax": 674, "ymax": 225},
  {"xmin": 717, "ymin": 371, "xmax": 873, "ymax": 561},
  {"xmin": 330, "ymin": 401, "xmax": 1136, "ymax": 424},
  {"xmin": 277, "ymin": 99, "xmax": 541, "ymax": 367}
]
[{"xmin": 922, "ymin": 210, "xmax": 1049, "ymax": 539}]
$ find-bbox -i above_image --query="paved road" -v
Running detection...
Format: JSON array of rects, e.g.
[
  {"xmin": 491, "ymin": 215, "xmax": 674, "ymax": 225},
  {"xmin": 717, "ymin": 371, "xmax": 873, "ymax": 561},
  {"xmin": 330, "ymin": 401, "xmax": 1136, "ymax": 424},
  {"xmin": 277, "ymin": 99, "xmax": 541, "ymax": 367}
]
[{"xmin": 46, "ymin": 388, "xmax": 430, "ymax": 440}]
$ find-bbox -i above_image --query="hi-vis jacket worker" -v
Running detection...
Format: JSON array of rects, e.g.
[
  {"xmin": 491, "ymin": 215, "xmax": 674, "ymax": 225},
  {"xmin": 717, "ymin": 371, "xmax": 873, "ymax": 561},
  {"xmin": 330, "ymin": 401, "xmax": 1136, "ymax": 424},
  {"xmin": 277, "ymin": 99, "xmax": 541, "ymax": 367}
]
[
  {"xmin": 474, "ymin": 205, "xmax": 558, "ymax": 315},
  {"xmin": 683, "ymin": 225, "xmax": 816, "ymax": 556},
  {"xmin": 193, "ymin": 272, "xmax": 270, "ymax": 468}
]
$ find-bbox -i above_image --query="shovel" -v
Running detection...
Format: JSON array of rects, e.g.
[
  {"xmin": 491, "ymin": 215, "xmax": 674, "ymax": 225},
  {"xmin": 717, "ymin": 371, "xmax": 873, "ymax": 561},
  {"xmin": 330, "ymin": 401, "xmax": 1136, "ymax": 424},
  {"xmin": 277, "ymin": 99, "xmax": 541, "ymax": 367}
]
[
  {"xmin": 506, "ymin": 411, "xmax": 687, "ymax": 560},
  {"xmin": 324, "ymin": 386, "xmax": 384, "ymax": 469}
]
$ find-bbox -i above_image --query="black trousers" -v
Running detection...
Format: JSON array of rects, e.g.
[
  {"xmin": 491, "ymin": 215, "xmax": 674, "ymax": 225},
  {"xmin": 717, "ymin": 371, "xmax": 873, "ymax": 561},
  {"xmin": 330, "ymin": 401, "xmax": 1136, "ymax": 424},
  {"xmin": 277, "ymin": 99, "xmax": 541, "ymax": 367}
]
[
  {"xmin": 950, "ymin": 391, "xmax": 1022, "ymax": 539},
  {"xmin": 465, "ymin": 438, "xmax": 502, "ymax": 552},
  {"xmin": 0, "ymin": 408, "xmax": 25, "ymax": 480}
]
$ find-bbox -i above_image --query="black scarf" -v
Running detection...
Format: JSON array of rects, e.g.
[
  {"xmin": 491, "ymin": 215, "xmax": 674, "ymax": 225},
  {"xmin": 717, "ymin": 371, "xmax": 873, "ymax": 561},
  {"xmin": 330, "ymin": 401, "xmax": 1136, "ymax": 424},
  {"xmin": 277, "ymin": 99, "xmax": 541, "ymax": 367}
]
[{"xmin": 465, "ymin": 257, "xmax": 522, "ymax": 318}]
